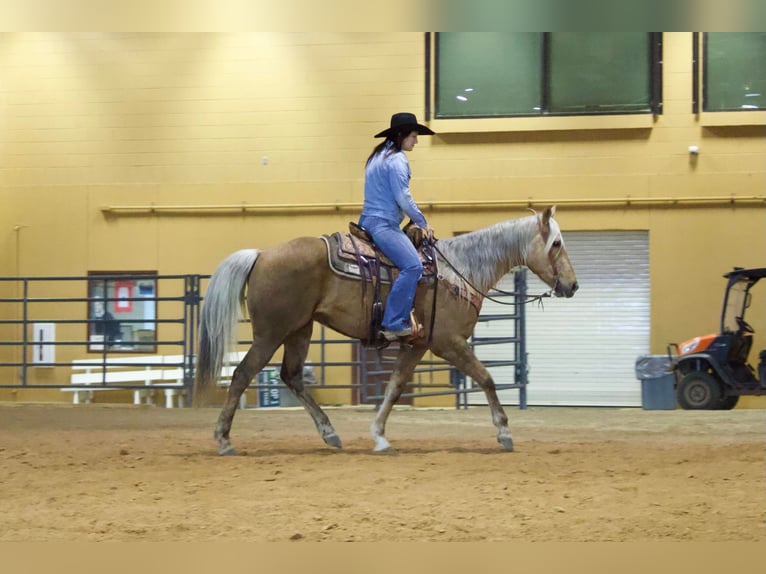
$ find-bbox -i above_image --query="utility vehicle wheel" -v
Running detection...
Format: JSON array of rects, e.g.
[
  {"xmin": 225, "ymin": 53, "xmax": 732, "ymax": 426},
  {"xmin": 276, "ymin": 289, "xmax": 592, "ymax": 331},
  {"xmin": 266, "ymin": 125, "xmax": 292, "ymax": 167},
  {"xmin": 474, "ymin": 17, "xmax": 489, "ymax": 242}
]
[
  {"xmin": 677, "ymin": 372, "xmax": 722, "ymax": 410},
  {"xmin": 716, "ymin": 395, "xmax": 739, "ymax": 410}
]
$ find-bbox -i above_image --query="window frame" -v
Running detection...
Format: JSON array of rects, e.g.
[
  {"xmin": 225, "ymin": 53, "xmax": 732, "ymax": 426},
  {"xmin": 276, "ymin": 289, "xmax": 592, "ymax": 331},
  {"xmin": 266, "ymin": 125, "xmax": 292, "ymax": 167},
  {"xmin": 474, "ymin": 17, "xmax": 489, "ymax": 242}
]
[
  {"xmin": 693, "ymin": 32, "xmax": 766, "ymax": 126},
  {"xmin": 431, "ymin": 32, "xmax": 663, "ymax": 121},
  {"xmin": 702, "ymin": 32, "xmax": 766, "ymax": 113},
  {"xmin": 87, "ymin": 271, "xmax": 158, "ymax": 354}
]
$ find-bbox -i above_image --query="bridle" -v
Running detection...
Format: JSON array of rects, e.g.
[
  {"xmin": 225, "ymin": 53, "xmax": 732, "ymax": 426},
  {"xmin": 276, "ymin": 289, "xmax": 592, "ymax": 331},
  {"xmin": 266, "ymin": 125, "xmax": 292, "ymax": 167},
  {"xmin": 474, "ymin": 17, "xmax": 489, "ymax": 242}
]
[
  {"xmin": 431, "ymin": 241, "xmax": 555, "ymax": 307},
  {"xmin": 538, "ymin": 216, "xmax": 563, "ymax": 300},
  {"xmin": 420, "ymin": 227, "xmax": 555, "ymax": 347}
]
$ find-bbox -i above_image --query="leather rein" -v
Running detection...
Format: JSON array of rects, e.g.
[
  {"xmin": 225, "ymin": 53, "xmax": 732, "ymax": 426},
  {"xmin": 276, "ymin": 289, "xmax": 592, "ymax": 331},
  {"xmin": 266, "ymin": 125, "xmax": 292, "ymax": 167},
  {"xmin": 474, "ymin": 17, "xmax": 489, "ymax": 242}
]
[{"xmin": 430, "ymin": 241, "xmax": 555, "ymax": 307}]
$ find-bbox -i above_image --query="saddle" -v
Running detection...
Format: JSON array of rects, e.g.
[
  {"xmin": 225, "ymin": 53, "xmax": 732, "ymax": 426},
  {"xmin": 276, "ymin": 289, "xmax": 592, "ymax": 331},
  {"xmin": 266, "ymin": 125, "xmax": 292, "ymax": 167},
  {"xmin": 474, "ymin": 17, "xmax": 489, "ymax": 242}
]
[
  {"xmin": 320, "ymin": 223, "xmax": 437, "ymax": 344},
  {"xmin": 322, "ymin": 223, "xmax": 437, "ymax": 285},
  {"xmin": 320, "ymin": 223, "xmax": 482, "ymax": 344}
]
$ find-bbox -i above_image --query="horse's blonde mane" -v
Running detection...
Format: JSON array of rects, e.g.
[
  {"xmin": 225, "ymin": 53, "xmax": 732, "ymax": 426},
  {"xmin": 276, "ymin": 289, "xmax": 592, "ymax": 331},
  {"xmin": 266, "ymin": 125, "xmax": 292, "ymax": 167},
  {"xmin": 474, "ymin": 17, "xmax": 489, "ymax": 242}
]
[{"xmin": 436, "ymin": 214, "xmax": 540, "ymax": 293}]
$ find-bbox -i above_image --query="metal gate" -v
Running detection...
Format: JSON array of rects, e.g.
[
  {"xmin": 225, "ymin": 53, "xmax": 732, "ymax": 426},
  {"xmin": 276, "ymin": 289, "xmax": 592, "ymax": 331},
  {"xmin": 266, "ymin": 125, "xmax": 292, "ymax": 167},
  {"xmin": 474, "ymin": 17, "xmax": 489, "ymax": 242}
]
[
  {"xmin": 354, "ymin": 269, "xmax": 530, "ymax": 409},
  {"xmin": 0, "ymin": 271, "xmax": 529, "ymax": 408},
  {"xmin": 0, "ymin": 274, "xmax": 202, "ymax": 396}
]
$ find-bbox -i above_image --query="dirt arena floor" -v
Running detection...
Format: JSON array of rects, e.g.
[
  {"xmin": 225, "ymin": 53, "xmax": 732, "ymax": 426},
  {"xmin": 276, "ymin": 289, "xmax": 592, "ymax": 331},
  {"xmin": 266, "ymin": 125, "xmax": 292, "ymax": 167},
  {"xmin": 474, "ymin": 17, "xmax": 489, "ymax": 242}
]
[{"xmin": 0, "ymin": 402, "xmax": 763, "ymax": 542}]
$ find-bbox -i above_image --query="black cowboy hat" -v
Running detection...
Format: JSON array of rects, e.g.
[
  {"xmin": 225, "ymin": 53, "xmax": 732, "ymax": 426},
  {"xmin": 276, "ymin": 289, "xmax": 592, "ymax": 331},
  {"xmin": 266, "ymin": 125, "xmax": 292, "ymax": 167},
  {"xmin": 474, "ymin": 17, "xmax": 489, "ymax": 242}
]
[{"xmin": 374, "ymin": 112, "xmax": 436, "ymax": 138}]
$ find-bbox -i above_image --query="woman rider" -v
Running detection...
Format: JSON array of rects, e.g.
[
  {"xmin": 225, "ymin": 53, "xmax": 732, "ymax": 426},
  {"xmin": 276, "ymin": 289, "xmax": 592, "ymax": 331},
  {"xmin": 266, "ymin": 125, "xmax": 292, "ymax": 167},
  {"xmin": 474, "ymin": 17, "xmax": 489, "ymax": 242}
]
[{"xmin": 358, "ymin": 112, "xmax": 435, "ymax": 341}]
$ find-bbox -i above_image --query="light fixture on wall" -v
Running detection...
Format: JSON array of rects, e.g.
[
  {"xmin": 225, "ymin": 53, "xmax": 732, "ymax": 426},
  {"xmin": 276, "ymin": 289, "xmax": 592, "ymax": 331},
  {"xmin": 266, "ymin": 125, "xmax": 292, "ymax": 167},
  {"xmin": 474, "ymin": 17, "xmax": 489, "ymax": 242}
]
[{"xmin": 688, "ymin": 145, "xmax": 699, "ymax": 169}]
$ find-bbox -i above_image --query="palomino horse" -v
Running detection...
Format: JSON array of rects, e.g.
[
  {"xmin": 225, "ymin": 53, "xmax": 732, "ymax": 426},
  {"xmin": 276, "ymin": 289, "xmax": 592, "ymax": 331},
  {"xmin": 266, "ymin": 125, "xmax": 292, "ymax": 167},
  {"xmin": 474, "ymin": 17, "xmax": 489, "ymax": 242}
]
[{"xmin": 194, "ymin": 206, "xmax": 578, "ymax": 455}]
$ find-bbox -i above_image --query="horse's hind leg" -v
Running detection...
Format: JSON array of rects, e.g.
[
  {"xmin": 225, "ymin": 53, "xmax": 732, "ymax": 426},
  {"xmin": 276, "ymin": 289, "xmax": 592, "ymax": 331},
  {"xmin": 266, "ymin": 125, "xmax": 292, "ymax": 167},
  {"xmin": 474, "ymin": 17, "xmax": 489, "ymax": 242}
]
[
  {"xmin": 370, "ymin": 344, "xmax": 427, "ymax": 452},
  {"xmin": 281, "ymin": 322, "xmax": 341, "ymax": 448},
  {"xmin": 433, "ymin": 338, "xmax": 514, "ymax": 451},
  {"xmin": 214, "ymin": 342, "xmax": 276, "ymax": 455}
]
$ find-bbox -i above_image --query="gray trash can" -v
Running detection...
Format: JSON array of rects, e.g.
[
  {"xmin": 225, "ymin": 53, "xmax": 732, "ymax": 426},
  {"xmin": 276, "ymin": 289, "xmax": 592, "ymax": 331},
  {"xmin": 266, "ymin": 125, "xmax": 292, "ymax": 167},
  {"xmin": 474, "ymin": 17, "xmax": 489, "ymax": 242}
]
[{"xmin": 635, "ymin": 355, "xmax": 677, "ymax": 410}]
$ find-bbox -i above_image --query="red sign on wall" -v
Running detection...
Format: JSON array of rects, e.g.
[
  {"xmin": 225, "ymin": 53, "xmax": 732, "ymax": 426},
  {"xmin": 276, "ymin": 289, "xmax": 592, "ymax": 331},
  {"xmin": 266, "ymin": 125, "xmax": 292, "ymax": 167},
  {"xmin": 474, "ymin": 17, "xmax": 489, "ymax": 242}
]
[{"xmin": 114, "ymin": 282, "xmax": 133, "ymax": 313}]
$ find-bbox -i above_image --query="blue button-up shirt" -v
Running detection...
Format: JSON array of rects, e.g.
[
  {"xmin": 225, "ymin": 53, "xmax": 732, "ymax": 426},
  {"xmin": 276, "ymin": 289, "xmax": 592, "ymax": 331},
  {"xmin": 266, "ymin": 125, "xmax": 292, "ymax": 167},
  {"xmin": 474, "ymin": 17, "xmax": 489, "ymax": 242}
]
[{"xmin": 361, "ymin": 142, "xmax": 427, "ymax": 228}]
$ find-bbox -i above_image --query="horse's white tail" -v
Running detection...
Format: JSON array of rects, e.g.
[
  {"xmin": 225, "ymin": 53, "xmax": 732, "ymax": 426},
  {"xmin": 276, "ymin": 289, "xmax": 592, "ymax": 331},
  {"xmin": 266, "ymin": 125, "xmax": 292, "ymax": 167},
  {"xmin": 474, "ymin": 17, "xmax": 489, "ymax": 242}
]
[{"xmin": 194, "ymin": 249, "xmax": 259, "ymax": 398}]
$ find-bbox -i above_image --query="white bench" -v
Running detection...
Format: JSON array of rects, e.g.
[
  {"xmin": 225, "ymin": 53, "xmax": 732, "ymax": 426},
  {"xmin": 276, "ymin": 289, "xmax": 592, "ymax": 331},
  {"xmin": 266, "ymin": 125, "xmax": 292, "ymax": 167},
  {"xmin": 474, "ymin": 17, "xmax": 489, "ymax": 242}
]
[{"xmin": 64, "ymin": 355, "xmax": 187, "ymax": 408}]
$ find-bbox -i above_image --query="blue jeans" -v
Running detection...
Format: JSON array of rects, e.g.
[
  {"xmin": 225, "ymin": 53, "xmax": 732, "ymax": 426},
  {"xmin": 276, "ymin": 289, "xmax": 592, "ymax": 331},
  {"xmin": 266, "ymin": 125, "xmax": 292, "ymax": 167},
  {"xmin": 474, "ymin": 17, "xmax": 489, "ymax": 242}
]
[{"xmin": 358, "ymin": 215, "xmax": 423, "ymax": 332}]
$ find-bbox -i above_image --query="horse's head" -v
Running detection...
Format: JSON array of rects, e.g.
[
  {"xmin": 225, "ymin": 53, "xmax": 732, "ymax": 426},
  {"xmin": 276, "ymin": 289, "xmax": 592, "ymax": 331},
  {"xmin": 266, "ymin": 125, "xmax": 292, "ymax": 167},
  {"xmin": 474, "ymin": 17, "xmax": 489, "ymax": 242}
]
[{"xmin": 526, "ymin": 206, "xmax": 578, "ymax": 298}]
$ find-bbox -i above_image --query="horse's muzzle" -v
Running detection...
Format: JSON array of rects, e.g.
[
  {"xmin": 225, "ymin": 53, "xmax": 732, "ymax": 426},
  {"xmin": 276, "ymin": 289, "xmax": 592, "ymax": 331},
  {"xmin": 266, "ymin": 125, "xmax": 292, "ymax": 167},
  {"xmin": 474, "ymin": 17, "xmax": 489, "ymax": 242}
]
[{"xmin": 554, "ymin": 277, "xmax": 578, "ymax": 298}]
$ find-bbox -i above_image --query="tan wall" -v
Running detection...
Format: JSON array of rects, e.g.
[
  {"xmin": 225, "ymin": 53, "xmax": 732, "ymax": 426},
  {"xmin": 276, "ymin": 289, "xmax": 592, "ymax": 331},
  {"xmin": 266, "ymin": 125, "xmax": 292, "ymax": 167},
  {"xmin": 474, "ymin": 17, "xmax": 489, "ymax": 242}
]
[{"xmin": 1, "ymin": 33, "xmax": 764, "ymax": 406}]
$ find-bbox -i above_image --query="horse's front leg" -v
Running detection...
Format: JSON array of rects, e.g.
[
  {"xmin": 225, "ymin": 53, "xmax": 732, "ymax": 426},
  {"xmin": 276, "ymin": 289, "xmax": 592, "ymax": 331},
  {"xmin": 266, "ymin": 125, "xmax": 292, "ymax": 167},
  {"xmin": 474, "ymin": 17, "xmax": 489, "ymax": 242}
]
[
  {"xmin": 370, "ymin": 344, "xmax": 427, "ymax": 452},
  {"xmin": 433, "ymin": 338, "xmax": 514, "ymax": 451}
]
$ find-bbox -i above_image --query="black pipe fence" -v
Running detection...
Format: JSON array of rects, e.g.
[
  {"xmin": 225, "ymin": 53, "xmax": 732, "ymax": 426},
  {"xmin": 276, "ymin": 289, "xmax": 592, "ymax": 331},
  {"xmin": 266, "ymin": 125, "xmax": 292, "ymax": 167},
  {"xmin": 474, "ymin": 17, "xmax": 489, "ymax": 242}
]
[{"xmin": 0, "ymin": 271, "xmax": 529, "ymax": 409}]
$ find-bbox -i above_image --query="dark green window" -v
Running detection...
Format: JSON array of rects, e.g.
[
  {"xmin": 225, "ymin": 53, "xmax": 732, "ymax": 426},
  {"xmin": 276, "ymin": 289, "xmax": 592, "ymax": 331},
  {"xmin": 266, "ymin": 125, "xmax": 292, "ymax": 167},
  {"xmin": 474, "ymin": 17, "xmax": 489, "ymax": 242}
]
[
  {"xmin": 437, "ymin": 33, "xmax": 542, "ymax": 117},
  {"xmin": 435, "ymin": 33, "xmax": 660, "ymax": 118},
  {"xmin": 704, "ymin": 33, "xmax": 766, "ymax": 112}
]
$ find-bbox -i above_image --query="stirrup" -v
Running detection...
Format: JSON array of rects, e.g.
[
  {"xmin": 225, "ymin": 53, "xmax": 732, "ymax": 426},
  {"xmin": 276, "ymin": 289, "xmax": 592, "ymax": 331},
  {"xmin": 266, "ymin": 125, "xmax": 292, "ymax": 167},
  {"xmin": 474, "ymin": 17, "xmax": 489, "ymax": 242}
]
[
  {"xmin": 380, "ymin": 327, "xmax": 413, "ymax": 342},
  {"xmin": 380, "ymin": 310, "xmax": 424, "ymax": 342},
  {"xmin": 409, "ymin": 310, "xmax": 424, "ymax": 339}
]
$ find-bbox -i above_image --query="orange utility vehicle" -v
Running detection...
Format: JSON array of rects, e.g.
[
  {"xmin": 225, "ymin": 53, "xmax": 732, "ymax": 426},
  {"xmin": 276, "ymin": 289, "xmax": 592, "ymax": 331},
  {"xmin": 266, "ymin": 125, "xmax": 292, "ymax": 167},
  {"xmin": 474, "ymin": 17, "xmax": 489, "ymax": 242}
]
[{"xmin": 669, "ymin": 267, "xmax": 766, "ymax": 410}]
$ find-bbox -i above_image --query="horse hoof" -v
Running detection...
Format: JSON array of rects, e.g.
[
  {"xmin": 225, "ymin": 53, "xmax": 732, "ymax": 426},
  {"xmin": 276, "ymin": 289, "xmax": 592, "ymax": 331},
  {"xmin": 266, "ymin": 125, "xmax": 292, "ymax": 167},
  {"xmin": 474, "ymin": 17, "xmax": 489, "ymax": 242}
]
[
  {"xmin": 323, "ymin": 433, "xmax": 342, "ymax": 449},
  {"xmin": 497, "ymin": 436, "xmax": 514, "ymax": 452},
  {"xmin": 219, "ymin": 445, "xmax": 238, "ymax": 456},
  {"xmin": 372, "ymin": 436, "xmax": 392, "ymax": 452}
]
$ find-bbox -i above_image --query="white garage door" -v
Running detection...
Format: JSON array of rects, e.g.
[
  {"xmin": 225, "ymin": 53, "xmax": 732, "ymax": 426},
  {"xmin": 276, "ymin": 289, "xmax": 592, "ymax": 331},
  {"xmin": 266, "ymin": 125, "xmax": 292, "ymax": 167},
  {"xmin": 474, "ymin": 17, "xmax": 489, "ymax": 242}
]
[{"xmin": 470, "ymin": 231, "xmax": 649, "ymax": 407}]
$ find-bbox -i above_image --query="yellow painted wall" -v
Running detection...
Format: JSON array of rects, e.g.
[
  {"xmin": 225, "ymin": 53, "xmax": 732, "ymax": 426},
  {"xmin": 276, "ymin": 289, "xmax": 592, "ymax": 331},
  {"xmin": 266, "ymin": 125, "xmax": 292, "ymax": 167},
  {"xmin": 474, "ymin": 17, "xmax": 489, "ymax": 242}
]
[{"xmin": 1, "ymin": 33, "xmax": 764, "ymax": 406}]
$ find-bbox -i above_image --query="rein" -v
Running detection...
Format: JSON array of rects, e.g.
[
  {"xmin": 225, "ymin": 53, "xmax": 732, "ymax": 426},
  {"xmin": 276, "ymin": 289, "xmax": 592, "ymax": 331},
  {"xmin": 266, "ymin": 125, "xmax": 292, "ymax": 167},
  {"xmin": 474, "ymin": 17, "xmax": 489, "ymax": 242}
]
[{"xmin": 431, "ymin": 242, "xmax": 554, "ymax": 307}]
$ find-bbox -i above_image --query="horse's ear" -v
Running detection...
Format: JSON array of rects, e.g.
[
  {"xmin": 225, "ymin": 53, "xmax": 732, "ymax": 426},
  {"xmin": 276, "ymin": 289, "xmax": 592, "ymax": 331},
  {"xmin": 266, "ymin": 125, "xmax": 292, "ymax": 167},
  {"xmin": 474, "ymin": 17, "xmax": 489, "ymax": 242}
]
[{"xmin": 542, "ymin": 205, "xmax": 556, "ymax": 225}]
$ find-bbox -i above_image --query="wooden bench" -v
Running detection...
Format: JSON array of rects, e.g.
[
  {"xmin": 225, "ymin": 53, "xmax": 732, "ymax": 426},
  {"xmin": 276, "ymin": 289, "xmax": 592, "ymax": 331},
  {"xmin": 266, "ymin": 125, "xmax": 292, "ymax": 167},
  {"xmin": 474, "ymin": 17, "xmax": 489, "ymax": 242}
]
[{"xmin": 64, "ymin": 355, "xmax": 187, "ymax": 408}]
